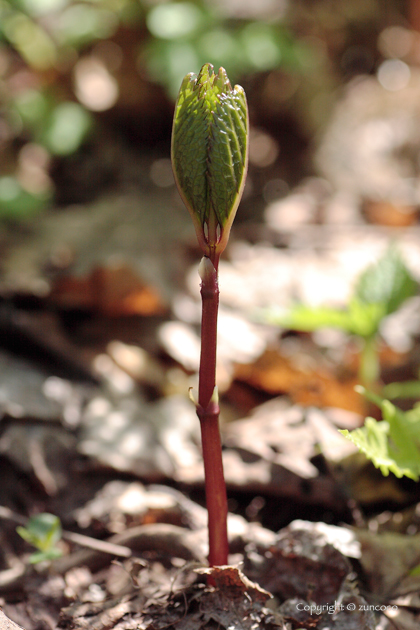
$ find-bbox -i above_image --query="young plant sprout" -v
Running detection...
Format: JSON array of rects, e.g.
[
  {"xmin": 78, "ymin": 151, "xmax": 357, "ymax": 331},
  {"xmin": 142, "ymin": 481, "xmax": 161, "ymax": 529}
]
[
  {"xmin": 17, "ymin": 513, "xmax": 63, "ymax": 564},
  {"xmin": 171, "ymin": 63, "xmax": 248, "ymax": 566}
]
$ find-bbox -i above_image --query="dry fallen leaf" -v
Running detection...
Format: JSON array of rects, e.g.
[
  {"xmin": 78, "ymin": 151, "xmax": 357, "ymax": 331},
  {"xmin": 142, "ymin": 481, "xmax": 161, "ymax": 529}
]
[
  {"xmin": 49, "ymin": 263, "xmax": 166, "ymax": 316},
  {"xmin": 244, "ymin": 521, "xmax": 352, "ymax": 605},
  {"xmin": 234, "ymin": 347, "xmax": 365, "ymax": 414}
]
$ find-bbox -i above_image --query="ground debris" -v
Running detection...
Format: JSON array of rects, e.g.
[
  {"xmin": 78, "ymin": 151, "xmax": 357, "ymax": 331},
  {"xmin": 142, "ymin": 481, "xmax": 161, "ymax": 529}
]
[
  {"xmin": 279, "ymin": 579, "xmax": 376, "ymax": 630},
  {"xmin": 0, "ymin": 609, "xmax": 27, "ymax": 630},
  {"xmin": 79, "ymin": 388, "xmax": 201, "ymax": 481},
  {"xmin": 217, "ymin": 398, "xmax": 355, "ymax": 514},
  {"xmin": 141, "ymin": 565, "xmax": 288, "ymax": 630},
  {"xmin": 57, "ymin": 593, "xmax": 141, "ymax": 630},
  {"xmin": 73, "ymin": 481, "xmax": 208, "ymax": 533},
  {"xmin": 243, "ymin": 520, "xmax": 353, "ymax": 605},
  {"xmin": 355, "ymin": 528, "xmax": 420, "ymax": 602},
  {"xmin": 1, "ymin": 573, "xmax": 69, "ymax": 630},
  {"xmin": 0, "ymin": 349, "xmax": 91, "ymax": 425}
]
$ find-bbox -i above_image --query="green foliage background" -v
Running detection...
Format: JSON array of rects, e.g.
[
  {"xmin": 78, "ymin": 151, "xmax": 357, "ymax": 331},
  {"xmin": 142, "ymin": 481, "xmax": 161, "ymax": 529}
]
[
  {"xmin": 0, "ymin": 0, "xmax": 314, "ymax": 219},
  {"xmin": 0, "ymin": 0, "xmax": 392, "ymax": 220},
  {"xmin": 266, "ymin": 246, "xmax": 420, "ymax": 481}
]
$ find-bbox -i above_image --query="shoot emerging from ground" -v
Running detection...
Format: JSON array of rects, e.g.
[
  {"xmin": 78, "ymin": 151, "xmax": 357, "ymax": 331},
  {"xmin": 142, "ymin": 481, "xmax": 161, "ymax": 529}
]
[{"xmin": 172, "ymin": 63, "xmax": 248, "ymax": 566}]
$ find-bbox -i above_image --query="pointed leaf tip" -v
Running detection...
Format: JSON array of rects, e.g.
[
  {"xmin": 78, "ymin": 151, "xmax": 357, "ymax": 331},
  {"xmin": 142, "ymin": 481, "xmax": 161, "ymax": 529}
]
[{"xmin": 214, "ymin": 67, "xmax": 231, "ymax": 91}]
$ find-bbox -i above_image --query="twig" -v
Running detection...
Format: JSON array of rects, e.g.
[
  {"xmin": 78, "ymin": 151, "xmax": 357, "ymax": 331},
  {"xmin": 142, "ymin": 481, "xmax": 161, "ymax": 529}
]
[
  {"xmin": 52, "ymin": 524, "xmax": 207, "ymax": 575},
  {"xmin": 61, "ymin": 530, "xmax": 131, "ymax": 558}
]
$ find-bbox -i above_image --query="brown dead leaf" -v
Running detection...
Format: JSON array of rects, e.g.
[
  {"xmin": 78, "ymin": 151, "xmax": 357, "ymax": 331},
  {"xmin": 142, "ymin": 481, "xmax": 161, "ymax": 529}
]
[
  {"xmin": 356, "ymin": 529, "xmax": 420, "ymax": 598},
  {"xmin": 244, "ymin": 521, "xmax": 352, "ymax": 605},
  {"xmin": 49, "ymin": 263, "xmax": 166, "ymax": 317},
  {"xmin": 234, "ymin": 347, "xmax": 364, "ymax": 414},
  {"xmin": 334, "ymin": 450, "xmax": 418, "ymax": 506},
  {"xmin": 363, "ymin": 200, "xmax": 418, "ymax": 227},
  {"xmin": 58, "ymin": 593, "xmax": 140, "ymax": 630},
  {"xmin": 215, "ymin": 398, "xmax": 355, "ymax": 512},
  {"xmin": 0, "ymin": 349, "xmax": 88, "ymax": 422},
  {"xmin": 197, "ymin": 565, "xmax": 271, "ymax": 603},
  {"xmin": 338, "ymin": 529, "xmax": 420, "ymax": 630},
  {"xmin": 0, "ymin": 422, "xmax": 77, "ymax": 496}
]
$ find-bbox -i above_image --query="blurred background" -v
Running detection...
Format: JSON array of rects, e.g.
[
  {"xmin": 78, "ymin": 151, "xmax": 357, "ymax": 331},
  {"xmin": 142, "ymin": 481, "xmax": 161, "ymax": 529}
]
[
  {"xmin": 2, "ymin": 0, "xmax": 420, "ymax": 506},
  {"xmin": 1, "ymin": 0, "xmax": 420, "ymax": 224},
  {"xmin": 4, "ymin": 4, "xmax": 420, "ymax": 624},
  {"xmin": 1, "ymin": 0, "xmax": 420, "ymax": 381},
  {"xmin": 1, "ymin": 0, "xmax": 420, "ymax": 425}
]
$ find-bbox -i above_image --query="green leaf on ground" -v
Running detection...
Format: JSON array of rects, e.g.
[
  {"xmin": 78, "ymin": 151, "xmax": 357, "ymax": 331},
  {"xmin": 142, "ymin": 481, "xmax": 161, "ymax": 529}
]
[
  {"xmin": 267, "ymin": 244, "xmax": 418, "ymax": 341},
  {"xmin": 354, "ymin": 245, "xmax": 418, "ymax": 316},
  {"xmin": 17, "ymin": 513, "xmax": 63, "ymax": 563},
  {"xmin": 340, "ymin": 400, "xmax": 420, "ymax": 481}
]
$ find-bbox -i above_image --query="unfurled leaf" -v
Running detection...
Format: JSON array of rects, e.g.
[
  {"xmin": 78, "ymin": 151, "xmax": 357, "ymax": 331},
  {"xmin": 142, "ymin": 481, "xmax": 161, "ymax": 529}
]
[
  {"xmin": 17, "ymin": 513, "xmax": 63, "ymax": 563},
  {"xmin": 266, "ymin": 246, "xmax": 418, "ymax": 391},
  {"xmin": 354, "ymin": 245, "xmax": 418, "ymax": 316},
  {"xmin": 340, "ymin": 400, "xmax": 420, "ymax": 481},
  {"xmin": 171, "ymin": 63, "xmax": 248, "ymax": 258},
  {"xmin": 275, "ymin": 246, "xmax": 417, "ymax": 340}
]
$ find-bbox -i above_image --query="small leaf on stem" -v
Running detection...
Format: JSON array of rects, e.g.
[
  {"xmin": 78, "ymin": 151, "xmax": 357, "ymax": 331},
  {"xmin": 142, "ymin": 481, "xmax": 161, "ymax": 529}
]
[{"xmin": 198, "ymin": 256, "xmax": 217, "ymax": 283}]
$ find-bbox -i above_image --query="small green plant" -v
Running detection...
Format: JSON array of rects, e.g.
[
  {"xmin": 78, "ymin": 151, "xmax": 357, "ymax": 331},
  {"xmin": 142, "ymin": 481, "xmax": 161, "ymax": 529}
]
[
  {"xmin": 340, "ymin": 386, "xmax": 420, "ymax": 481},
  {"xmin": 267, "ymin": 245, "xmax": 418, "ymax": 388},
  {"xmin": 266, "ymin": 245, "xmax": 420, "ymax": 482},
  {"xmin": 0, "ymin": 0, "xmax": 314, "ymax": 222},
  {"xmin": 17, "ymin": 513, "xmax": 63, "ymax": 564},
  {"xmin": 172, "ymin": 63, "xmax": 248, "ymax": 566}
]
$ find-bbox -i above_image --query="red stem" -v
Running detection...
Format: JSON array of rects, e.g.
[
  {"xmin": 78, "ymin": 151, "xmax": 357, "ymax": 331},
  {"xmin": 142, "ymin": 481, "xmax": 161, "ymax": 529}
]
[{"xmin": 197, "ymin": 254, "xmax": 229, "ymax": 567}]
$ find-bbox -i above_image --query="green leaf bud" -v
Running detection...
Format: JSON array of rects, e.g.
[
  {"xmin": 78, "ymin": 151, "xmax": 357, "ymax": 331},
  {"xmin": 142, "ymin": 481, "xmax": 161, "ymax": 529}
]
[{"xmin": 171, "ymin": 63, "xmax": 248, "ymax": 260}]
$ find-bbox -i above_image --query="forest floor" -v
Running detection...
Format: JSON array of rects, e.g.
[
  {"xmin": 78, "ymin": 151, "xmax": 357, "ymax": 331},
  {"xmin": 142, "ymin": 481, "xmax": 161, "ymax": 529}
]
[{"xmin": 2, "ymin": 73, "xmax": 420, "ymax": 629}]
